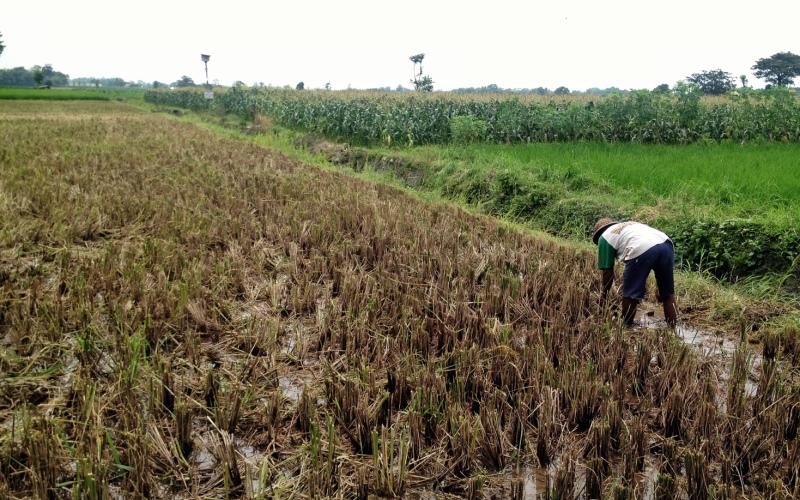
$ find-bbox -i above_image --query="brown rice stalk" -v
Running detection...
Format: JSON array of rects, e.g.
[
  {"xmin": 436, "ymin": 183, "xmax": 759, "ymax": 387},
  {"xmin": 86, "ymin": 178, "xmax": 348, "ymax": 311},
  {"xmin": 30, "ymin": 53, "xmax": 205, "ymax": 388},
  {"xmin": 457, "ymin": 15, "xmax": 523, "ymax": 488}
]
[
  {"xmin": 371, "ymin": 425, "xmax": 409, "ymax": 497},
  {"xmin": 210, "ymin": 429, "xmax": 243, "ymax": 498}
]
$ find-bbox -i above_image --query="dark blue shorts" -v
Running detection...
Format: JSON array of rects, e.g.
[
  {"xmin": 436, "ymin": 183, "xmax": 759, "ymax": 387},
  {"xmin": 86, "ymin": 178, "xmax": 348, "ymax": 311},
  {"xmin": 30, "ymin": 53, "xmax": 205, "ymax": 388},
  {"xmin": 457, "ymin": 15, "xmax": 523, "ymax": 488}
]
[{"xmin": 622, "ymin": 241, "xmax": 675, "ymax": 301}]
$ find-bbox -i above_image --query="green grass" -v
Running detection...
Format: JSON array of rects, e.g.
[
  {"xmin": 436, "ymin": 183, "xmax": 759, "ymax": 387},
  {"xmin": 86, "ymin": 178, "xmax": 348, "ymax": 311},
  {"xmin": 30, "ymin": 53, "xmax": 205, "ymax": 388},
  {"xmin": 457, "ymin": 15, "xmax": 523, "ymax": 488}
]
[
  {"xmin": 396, "ymin": 142, "xmax": 800, "ymax": 224},
  {"xmin": 0, "ymin": 87, "xmax": 146, "ymax": 101}
]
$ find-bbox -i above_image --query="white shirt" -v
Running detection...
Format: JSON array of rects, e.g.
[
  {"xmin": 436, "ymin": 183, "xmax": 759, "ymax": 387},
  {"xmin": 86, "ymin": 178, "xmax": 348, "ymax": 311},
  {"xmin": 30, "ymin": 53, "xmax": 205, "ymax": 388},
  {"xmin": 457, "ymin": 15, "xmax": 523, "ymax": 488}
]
[{"xmin": 601, "ymin": 222, "xmax": 671, "ymax": 262}]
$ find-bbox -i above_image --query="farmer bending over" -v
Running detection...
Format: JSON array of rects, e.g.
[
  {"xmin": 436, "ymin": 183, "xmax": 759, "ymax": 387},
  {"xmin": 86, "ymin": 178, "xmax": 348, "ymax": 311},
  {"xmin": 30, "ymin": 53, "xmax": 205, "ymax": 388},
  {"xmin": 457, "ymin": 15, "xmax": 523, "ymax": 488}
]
[{"xmin": 593, "ymin": 218, "xmax": 678, "ymax": 328}]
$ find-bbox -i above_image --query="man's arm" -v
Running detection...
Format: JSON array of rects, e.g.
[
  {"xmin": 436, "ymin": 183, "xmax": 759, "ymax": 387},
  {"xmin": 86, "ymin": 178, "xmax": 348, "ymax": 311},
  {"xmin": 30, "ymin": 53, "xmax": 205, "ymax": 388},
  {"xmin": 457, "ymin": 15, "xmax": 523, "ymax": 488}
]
[
  {"xmin": 601, "ymin": 268, "xmax": 614, "ymax": 301},
  {"xmin": 597, "ymin": 236, "xmax": 616, "ymax": 305}
]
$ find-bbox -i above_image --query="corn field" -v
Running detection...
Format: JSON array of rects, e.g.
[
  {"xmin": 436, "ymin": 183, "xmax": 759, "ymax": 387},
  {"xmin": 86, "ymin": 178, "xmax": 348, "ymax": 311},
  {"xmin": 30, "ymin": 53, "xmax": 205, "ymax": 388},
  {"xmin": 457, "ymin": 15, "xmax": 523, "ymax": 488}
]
[
  {"xmin": 1, "ymin": 101, "xmax": 799, "ymax": 498},
  {"xmin": 145, "ymin": 87, "xmax": 800, "ymax": 145}
]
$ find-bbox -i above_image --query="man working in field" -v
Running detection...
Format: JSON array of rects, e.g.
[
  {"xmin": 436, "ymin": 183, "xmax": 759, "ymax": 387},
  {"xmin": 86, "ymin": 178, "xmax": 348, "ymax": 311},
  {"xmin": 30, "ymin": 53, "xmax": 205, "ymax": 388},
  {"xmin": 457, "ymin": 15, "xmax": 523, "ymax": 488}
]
[{"xmin": 593, "ymin": 218, "xmax": 678, "ymax": 328}]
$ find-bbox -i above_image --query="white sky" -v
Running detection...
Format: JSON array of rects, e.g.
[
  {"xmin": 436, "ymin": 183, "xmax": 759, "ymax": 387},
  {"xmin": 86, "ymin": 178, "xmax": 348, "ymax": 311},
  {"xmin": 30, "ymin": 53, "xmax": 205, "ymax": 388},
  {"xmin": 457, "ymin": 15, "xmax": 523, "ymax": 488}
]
[{"xmin": 2, "ymin": 0, "xmax": 798, "ymax": 90}]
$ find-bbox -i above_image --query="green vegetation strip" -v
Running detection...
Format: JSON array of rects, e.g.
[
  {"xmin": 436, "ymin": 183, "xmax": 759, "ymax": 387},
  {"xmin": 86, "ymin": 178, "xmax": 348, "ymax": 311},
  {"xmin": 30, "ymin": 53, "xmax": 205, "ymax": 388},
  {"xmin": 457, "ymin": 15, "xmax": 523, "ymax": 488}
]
[
  {"xmin": 145, "ymin": 86, "xmax": 800, "ymax": 145},
  {"xmin": 0, "ymin": 87, "xmax": 145, "ymax": 101}
]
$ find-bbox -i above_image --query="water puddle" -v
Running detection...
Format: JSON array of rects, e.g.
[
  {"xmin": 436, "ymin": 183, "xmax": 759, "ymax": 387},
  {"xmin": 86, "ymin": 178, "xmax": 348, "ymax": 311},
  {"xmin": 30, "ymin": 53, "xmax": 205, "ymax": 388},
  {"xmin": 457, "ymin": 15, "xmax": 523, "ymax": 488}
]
[
  {"xmin": 235, "ymin": 438, "xmax": 262, "ymax": 463},
  {"xmin": 282, "ymin": 334, "xmax": 297, "ymax": 356},
  {"xmin": 519, "ymin": 465, "xmax": 552, "ymax": 498},
  {"xmin": 640, "ymin": 464, "xmax": 658, "ymax": 500},
  {"xmin": 278, "ymin": 374, "xmax": 304, "ymax": 402},
  {"xmin": 636, "ymin": 306, "xmax": 761, "ymax": 401},
  {"xmin": 59, "ymin": 354, "xmax": 80, "ymax": 386},
  {"xmin": 234, "ymin": 301, "xmax": 271, "ymax": 324},
  {"xmin": 513, "ymin": 459, "xmax": 588, "ymax": 499},
  {"xmin": 234, "ymin": 438, "xmax": 268, "ymax": 496},
  {"xmin": 194, "ymin": 447, "xmax": 216, "ymax": 471}
]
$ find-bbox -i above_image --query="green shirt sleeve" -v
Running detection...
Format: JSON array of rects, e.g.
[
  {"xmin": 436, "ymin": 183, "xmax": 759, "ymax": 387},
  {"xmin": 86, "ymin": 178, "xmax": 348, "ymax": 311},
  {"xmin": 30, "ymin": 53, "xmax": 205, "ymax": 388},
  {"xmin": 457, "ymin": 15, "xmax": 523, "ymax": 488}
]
[{"xmin": 597, "ymin": 236, "xmax": 616, "ymax": 269}]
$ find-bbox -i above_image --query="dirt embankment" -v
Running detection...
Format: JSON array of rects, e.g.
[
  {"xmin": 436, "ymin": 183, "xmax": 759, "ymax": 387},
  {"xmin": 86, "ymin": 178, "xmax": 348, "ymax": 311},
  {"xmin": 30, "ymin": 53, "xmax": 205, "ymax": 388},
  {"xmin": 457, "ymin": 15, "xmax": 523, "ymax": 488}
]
[{"xmin": 295, "ymin": 136, "xmax": 426, "ymax": 187}]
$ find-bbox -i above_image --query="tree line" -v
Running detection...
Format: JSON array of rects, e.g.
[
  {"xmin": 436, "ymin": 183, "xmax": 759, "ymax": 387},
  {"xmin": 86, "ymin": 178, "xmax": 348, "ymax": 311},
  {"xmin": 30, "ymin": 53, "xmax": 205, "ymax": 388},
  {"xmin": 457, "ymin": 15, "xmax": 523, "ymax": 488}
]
[
  {"xmin": 0, "ymin": 65, "xmax": 204, "ymax": 89},
  {"xmin": 0, "ymin": 28, "xmax": 798, "ymax": 93},
  {"xmin": 418, "ymin": 52, "xmax": 800, "ymax": 95}
]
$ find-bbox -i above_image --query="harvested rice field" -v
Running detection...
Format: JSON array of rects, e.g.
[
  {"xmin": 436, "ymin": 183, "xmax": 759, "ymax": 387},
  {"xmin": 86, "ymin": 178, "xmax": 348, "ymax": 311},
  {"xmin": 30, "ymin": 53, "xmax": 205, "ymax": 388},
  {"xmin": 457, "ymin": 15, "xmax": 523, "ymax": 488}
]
[{"xmin": 0, "ymin": 101, "xmax": 798, "ymax": 499}]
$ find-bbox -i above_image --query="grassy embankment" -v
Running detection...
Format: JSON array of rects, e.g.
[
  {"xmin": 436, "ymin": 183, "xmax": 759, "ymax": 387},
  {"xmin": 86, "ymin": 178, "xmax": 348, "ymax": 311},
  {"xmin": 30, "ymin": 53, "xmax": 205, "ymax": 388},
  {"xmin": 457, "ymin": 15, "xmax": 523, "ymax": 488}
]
[
  {"xmin": 404, "ymin": 141, "xmax": 800, "ymax": 224},
  {"xmin": 2, "ymin": 99, "xmax": 799, "ymax": 499}
]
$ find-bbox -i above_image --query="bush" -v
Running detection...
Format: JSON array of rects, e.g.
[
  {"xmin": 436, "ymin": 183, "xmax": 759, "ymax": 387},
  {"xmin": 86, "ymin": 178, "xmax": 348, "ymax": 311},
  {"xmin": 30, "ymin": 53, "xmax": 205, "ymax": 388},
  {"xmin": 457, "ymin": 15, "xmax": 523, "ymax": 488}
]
[
  {"xmin": 538, "ymin": 198, "xmax": 629, "ymax": 239},
  {"xmin": 666, "ymin": 218, "xmax": 800, "ymax": 279},
  {"xmin": 440, "ymin": 169, "xmax": 494, "ymax": 205},
  {"xmin": 509, "ymin": 184, "xmax": 554, "ymax": 218},
  {"xmin": 449, "ymin": 115, "xmax": 488, "ymax": 144},
  {"xmin": 144, "ymin": 89, "xmax": 211, "ymax": 111}
]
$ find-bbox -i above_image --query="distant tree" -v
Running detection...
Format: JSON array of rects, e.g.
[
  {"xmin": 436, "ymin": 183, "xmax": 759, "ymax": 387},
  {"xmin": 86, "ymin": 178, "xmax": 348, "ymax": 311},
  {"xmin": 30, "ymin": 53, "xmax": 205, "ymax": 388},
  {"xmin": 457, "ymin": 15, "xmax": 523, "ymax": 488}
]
[
  {"xmin": 409, "ymin": 53, "xmax": 433, "ymax": 92},
  {"xmin": 414, "ymin": 75, "xmax": 433, "ymax": 92},
  {"xmin": 324, "ymin": 81, "xmax": 331, "ymax": 90},
  {"xmin": 105, "ymin": 77, "xmax": 126, "ymax": 87},
  {"xmin": 152, "ymin": 81, "xmax": 164, "ymax": 88},
  {"xmin": 751, "ymin": 52, "xmax": 800, "ymax": 87},
  {"xmin": 32, "ymin": 66, "xmax": 44, "ymax": 86},
  {"xmin": 172, "ymin": 75, "xmax": 195, "ymax": 87},
  {"xmin": 686, "ymin": 69, "xmax": 735, "ymax": 95},
  {"xmin": 739, "ymin": 75, "xmax": 748, "ymax": 88},
  {"xmin": 296, "ymin": 81, "xmax": 305, "ymax": 90},
  {"xmin": 653, "ymin": 83, "xmax": 670, "ymax": 93},
  {"xmin": 0, "ymin": 32, "xmax": 5, "ymax": 60},
  {"xmin": 0, "ymin": 67, "xmax": 36, "ymax": 86},
  {"xmin": 409, "ymin": 53, "xmax": 424, "ymax": 77},
  {"xmin": 233, "ymin": 80, "xmax": 245, "ymax": 88},
  {"xmin": 39, "ymin": 64, "xmax": 54, "ymax": 87},
  {"xmin": 42, "ymin": 65, "xmax": 68, "ymax": 87},
  {"xmin": 554, "ymin": 86, "xmax": 570, "ymax": 95}
]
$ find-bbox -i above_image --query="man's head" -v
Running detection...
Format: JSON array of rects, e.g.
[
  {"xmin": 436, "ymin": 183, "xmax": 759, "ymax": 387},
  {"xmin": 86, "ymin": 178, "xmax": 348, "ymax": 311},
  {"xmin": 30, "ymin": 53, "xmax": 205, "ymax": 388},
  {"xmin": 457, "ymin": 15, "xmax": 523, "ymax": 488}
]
[{"xmin": 592, "ymin": 218, "xmax": 619, "ymax": 244}]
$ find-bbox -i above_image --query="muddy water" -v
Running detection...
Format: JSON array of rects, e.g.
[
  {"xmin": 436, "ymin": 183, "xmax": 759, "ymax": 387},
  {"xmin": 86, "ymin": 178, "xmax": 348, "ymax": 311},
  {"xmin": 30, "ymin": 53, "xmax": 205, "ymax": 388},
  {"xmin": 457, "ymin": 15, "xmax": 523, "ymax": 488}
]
[
  {"xmin": 636, "ymin": 306, "xmax": 761, "ymax": 398},
  {"xmin": 193, "ymin": 447, "xmax": 216, "ymax": 471},
  {"xmin": 278, "ymin": 369, "xmax": 321, "ymax": 403},
  {"xmin": 515, "ymin": 460, "xmax": 660, "ymax": 499},
  {"xmin": 235, "ymin": 437, "xmax": 267, "ymax": 496},
  {"xmin": 640, "ymin": 465, "xmax": 659, "ymax": 500},
  {"xmin": 518, "ymin": 465, "xmax": 551, "ymax": 498},
  {"xmin": 515, "ymin": 460, "xmax": 590, "ymax": 499},
  {"xmin": 278, "ymin": 374, "xmax": 303, "ymax": 402}
]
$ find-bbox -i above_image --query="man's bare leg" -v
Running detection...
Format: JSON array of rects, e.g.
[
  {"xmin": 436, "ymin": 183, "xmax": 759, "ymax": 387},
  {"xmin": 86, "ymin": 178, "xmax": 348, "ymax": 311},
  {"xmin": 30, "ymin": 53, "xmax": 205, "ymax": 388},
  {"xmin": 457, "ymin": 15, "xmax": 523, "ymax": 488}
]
[
  {"xmin": 662, "ymin": 295, "xmax": 678, "ymax": 329},
  {"xmin": 621, "ymin": 298, "xmax": 638, "ymax": 326}
]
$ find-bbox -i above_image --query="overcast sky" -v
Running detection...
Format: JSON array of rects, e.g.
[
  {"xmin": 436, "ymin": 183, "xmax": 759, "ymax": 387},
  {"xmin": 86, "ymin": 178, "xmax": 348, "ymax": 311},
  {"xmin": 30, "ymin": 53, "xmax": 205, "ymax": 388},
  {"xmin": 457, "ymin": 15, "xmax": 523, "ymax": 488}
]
[{"xmin": 2, "ymin": 0, "xmax": 798, "ymax": 90}]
